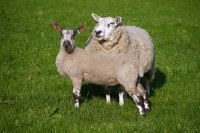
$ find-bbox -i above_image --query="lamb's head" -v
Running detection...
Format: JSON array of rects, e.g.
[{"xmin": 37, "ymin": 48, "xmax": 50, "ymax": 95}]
[
  {"xmin": 52, "ymin": 22, "xmax": 87, "ymax": 53},
  {"xmin": 92, "ymin": 13, "xmax": 122, "ymax": 41}
]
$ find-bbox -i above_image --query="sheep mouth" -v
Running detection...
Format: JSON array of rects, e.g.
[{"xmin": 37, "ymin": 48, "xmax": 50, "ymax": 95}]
[
  {"xmin": 95, "ymin": 35, "xmax": 104, "ymax": 41},
  {"xmin": 95, "ymin": 34, "xmax": 103, "ymax": 38}
]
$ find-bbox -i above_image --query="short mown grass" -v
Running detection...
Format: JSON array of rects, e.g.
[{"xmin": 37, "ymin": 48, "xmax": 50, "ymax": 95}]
[{"xmin": 0, "ymin": 0, "xmax": 199, "ymax": 132}]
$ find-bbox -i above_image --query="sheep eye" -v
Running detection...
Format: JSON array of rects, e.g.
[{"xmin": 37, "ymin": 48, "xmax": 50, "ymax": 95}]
[
  {"xmin": 71, "ymin": 33, "xmax": 75, "ymax": 39},
  {"xmin": 107, "ymin": 22, "xmax": 114, "ymax": 28}
]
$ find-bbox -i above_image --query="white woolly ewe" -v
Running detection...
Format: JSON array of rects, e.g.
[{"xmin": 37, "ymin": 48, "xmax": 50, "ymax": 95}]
[{"xmin": 85, "ymin": 13, "xmax": 155, "ymax": 97}]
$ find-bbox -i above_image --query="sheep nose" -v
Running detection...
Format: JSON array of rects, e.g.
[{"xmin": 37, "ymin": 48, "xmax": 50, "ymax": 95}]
[
  {"xmin": 63, "ymin": 40, "xmax": 70, "ymax": 49},
  {"xmin": 95, "ymin": 30, "xmax": 101, "ymax": 35},
  {"xmin": 95, "ymin": 30, "xmax": 102, "ymax": 38}
]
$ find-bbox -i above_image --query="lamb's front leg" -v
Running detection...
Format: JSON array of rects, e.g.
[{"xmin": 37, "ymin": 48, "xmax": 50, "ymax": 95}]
[
  {"xmin": 73, "ymin": 88, "xmax": 81, "ymax": 107},
  {"xmin": 72, "ymin": 78, "xmax": 82, "ymax": 108}
]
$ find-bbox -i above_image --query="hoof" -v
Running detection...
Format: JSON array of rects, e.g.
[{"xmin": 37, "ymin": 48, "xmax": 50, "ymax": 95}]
[
  {"xmin": 74, "ymin": 103, "xmax": 79, "ymax": 108},
  {"xmin": 145, "ymin": 108, "xmax": 150, "ymax": 113},
  {"xmin": 119, "ymin": 102, "xmax": 124, "ymax": 106},
  {"xmin": 140, "ymin": 110, "xmax": 146, "ymax": 116},
  {"xmin": 140, "ymin": 113, "xmax": 146, "ymax": 117},
  {"xmin": 106, "ymin": 101, "xmax": 111, "ymax": 104}
]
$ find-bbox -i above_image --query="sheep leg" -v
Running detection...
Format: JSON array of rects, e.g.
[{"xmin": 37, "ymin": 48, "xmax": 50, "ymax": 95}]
[
  {"xmin": 104, "ymin": 86, "xmax": 111, "ymax": 104},
  {"xmin": 117, "ymin": 85, "xmax": 125, "ymax": 106},
  {"xmin": 105, "ymin": 85, "xmax": 126, "ymax": 105},
  {"xmin": 144, "ymin": 94, "xmax": 150, "ymax": 112},
  {"xmin": 136, "ymin": 77, "xmax": 150, "ymax": 111},
  {"xmin": 144, "ymin": 69, "xmax": 155, "ymax": 96},
  {"xmin": 73, "ymin": 88, "xmax": 80, "ymax": 107},
  {"xmin": 144, "ymin": 78, "xmax": 150, "ymax": 96},
  {"xmin": 125, "ymin": 85, "xmax": 145, "ymax": 116},
  {"xmin": 137, "ymin": 83, "xmax": 150, "ymax": 112},
  {"xmin": 72, "ymin": 78, "xmax": 82, "ymax": 108}
]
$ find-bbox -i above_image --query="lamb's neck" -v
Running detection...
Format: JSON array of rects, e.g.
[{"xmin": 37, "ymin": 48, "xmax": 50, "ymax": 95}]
[
  {"xmin": 59, "ymin": 46, "xmax": 84, "ymax": 57},
  {"xmin": 56, "ymin": 46, "xmax": 80, "ymax": 77}
]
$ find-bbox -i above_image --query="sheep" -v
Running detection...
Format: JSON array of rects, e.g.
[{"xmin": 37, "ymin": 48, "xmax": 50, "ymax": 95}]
[
  {"xmin": 52, "ymin": 21, "xmax": 149, "ymax": 116},
  {"xmin": 85, "ymin": 13, "xmax": 155, "ymax": 98}
]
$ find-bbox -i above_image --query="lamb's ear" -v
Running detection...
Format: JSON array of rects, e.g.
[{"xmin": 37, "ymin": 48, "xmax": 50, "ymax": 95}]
[
  {"xmin": 92, "ymin": 13, "xmax": 101, "ymax": 21},
  {"xmin": 74, "ymin": 25, "xmax": 87, "ymax": 35},
  {"xmin": 115, "ymin": 16, "xmax": 122, "ymax": 25},
  {"xmin": 52, "ymin": 21, "xmax": 62, "ymax": 32}
]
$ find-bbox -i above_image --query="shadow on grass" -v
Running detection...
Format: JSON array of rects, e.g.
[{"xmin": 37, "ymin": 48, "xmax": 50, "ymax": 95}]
[
  {"xmin": 80, "ymin": 83, "xmax": 106, "ymax": 104},
  {"xmin": 140, "ymin": 68, "xmax": 166, "ymax": 97},
  {"xmin": 80, "ymin": 67, "xmax": 166, "ymax": 104},
  {"xmin": 80, "ymin": 84, "xmax": 122, "ymax": 105},
  {"xmin": 150, "ymin": 68, "xmax": 166, "ymax": 96}
]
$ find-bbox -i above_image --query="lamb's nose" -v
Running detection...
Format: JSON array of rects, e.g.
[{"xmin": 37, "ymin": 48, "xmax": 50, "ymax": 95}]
[{"xmin": 63, "ymin": 40, "xmax": 70, "ymax": 49}]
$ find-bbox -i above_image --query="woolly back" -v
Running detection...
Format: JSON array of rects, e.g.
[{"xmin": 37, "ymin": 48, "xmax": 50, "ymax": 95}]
[{"xmin": 85, "ymin": 24, "xmax": 154, "ymax": 73}]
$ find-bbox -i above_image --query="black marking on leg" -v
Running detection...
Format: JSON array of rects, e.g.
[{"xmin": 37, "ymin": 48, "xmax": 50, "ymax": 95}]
[
  {"xmin": 73, "ymin": 93, "xmax": 79, "ymax": 104},
  {"xmin": 137, "ymin": 95, "xmax": 146, "ymax": 115},
  {"xmin": 143, "ymin": 92, "xmax": 150, "ymax": 112}
]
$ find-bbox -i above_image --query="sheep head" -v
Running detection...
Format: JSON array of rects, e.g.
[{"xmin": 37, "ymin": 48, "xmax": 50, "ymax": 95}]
[
  {"xmin": 52, "ymin": 22, "xmax": 87, "ymax": 53},
  {"xmin": 92, "ymin": 13, "xmax": 122, "ymax": 41}
]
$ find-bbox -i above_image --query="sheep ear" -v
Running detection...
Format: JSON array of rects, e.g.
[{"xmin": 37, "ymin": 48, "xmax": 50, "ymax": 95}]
[
  {"xmin": 92, "ymin": 13, "xmax": 101, "ymax": 21},
  {"xmin": 115, "ymin": 16, "xmax": 122, "ymax": 25},
  {"xmin": 74, "ymin": 25, "xmax": 87, "ymax": 35},
  {"xmin": 52, "ymin": 21, "xmax": 62, "ymax": 32}
]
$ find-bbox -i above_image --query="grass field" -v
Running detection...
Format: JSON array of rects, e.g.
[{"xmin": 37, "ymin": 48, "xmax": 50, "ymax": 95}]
[{"xmin": 0, "ymin": 0, "xmax": 200, "ymax": 132}]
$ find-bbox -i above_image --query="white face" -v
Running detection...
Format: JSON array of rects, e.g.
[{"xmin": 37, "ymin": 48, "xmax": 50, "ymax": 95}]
[
  {"xmin": 61, "ymin": 29, "xmax": 75, "ymax": 45},
  {"xmin": 92, "ymin": 13, "xmax": 122, "ymax": 41},
  {"xmin": 52, "ymin": 21, "xmax": 86, "ymax": 53},
  {"xmin": 61, "ymin": 29, "xmax": 75, "ymax": 53}
]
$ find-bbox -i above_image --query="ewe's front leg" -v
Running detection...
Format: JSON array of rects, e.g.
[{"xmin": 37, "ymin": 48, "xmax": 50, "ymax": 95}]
[
  {"xmin": 72, "ymin": 79, "xmax": 82, "ymax": 108},
  {"xmin": 118, "ymin": 85, "xmax": 125, "ymax": 106},
  {"xmin": 104, "ymin": 86, "xmax": 111, "ymax": 104},
  {"xmin": 105, "ymin": 85, "xmax": 126, "ymax": 106}
]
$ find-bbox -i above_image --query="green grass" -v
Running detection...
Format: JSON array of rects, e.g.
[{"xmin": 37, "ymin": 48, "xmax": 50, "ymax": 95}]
[{"xmin": 0, "ymin": 0, "xmax": 200, "ymax": 132}]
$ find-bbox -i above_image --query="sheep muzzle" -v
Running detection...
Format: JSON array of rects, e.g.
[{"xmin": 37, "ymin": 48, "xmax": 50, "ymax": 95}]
[{"xmin": 63, "ymin": 40, "xmax": 74, "ymax": 53}]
